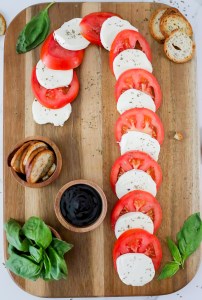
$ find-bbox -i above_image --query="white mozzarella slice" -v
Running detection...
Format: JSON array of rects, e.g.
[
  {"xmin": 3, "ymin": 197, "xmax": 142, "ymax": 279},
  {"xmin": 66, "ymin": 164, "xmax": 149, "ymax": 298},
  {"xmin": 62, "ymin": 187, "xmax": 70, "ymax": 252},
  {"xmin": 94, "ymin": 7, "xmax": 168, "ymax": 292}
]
[
  {"xmin": 119, "ymin": 131, "xmax": 160, "ymax": 161},
  {"xmin": 100, "ymin": 16, "xmax": 138, "ymax": 51},
  {"xmin": 117, "ymin": 89, "xmax": 156, "ymax": 114},
  {"xmin": 116, "ymin": 253, "xmax": 155, "ymax": 286},
  {"xmin": 54, "ymin": 18, "xmax": 90, "ymax": 50},
  {"xmin": 113, "ymin": 49, "xmax": 153, "ymax": 79},
  {"xmin": 115, "ymin": 169, "xmax": 157, "ymax": 199},
  {"xmin": 32, "ymin": 99, "xmax": 72, "ymax": 127},
  {"xmin": 115, "ymin": 212, "xmax": 154, "ymax": 238},
  {"xmin": 36, "ymin": 60, "xmax": 73, "ymax": 89}
]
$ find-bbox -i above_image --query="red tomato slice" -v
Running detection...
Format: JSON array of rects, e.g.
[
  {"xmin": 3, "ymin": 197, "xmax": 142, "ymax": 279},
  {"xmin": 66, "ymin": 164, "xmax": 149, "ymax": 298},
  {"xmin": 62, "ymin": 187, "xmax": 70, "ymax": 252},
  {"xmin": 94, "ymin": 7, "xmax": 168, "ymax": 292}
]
[
  {"xmin": 115, "ymin": 69, "xmax": 162, "ymax": 110},
  {"xmin": 115, "ymin": 108, "xmax": 164, "ymax": 144},
  {"xmin": 110, "ymin": 151, "xmax": 162, "ymax": 192},
  {"xmin": 40, "ymin": 33, "xmax": 84, "ymax": 70},
  {"xmin": 110, "ymin": 29, "xmax": 152, "ymax": 71},
  {"xmin": 111, "ymin": 190, "xmax": 162, "ymax": 233},
  {"xmin": 31, "ymin": 67, "xmax": 79, "ymax": 109},
  {"xmin": 113, "ymin": 228, "xmax": 162, "ymax": 270},
  {"xmin": 80, "ymin": 12, "xmax": 117, "ymax": 46}
]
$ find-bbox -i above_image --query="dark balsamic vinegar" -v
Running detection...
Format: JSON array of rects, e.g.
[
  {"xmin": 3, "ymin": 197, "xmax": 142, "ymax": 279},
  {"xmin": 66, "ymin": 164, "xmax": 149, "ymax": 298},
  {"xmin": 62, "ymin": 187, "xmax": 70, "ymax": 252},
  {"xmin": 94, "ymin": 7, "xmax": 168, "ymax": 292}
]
[{"xmin": 60, "ymin": 184, "xmax": 102, "ymax": 227}]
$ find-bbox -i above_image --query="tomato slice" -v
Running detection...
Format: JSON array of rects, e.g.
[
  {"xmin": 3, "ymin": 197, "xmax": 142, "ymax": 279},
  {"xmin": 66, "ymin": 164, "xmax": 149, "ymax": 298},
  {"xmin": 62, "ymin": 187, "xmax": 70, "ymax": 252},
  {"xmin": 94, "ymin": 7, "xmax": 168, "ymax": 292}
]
[
  {"xmin": 31, "ymin": 67, "xmax": 79, "ymax": 109},
  {"xmin": 110, "ymin": 29, "xmax": 152, "ymax": 71},
  {"xmin": 115, "ymin": 69, "xmax": 162, "ymax": 110},
  {"xmin": 110, "ymin": 151, "xmax": 162, "ymax": 192},
  {"xmin": 115, "ymin": 108, "xmax": 164, "ymax": 144},
  {"xmin": 111, "ymin": 190, "xmax": 162, "ymax": 233},
  {"xmin": 113, "ymin": 228, "xmax": 162, "ymax": 270},
  {"xmin": 80, "ymin": 12, "xmax": 117, "ymax": 46},
  {"xmin": 40, "ymin": 33, "xmax": 85, "ymax": 70}
]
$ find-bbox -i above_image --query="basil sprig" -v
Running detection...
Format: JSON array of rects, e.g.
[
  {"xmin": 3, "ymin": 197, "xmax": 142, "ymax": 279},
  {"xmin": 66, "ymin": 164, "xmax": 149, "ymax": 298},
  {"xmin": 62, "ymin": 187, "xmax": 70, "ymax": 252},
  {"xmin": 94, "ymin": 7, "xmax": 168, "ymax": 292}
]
[
  {"xmin": 158, "ymin": 213, "xmax": 202, "ymax": 280},
  {"xmin": 16, "ymin": 2, "xmax": 55, "ymax": 54},
  {"xmin": 4, "ymin": 217, "xmax": 73, "ymax": 281}
]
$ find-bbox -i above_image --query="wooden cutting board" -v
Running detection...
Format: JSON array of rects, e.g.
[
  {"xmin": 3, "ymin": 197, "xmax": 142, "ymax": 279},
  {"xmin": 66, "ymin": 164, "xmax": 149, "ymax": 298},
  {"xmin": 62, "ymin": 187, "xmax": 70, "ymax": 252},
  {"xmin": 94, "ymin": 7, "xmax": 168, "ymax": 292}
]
[{"xmin": 3, "ymin": 2, "xmax": 200, "ymax": 297}]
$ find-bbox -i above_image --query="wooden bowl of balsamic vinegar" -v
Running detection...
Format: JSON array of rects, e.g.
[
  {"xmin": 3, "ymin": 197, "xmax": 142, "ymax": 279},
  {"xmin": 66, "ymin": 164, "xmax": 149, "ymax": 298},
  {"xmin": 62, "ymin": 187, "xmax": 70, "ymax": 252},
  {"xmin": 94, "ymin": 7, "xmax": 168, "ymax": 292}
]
[{"xmin": 54, "ymin": 179, "xmax": 107, "ymax": 233}]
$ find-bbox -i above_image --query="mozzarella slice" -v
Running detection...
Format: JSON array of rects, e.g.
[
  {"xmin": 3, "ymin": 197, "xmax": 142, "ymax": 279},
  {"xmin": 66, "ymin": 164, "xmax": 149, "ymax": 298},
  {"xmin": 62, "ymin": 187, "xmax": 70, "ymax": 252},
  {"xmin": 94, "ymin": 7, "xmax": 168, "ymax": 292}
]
[
  {"xmin": 117, "ymin": 89, "xmax": 156, "ymax": 114},
  {"xmin": 32, "ymin": 99, "xmax": 72, "ymax": 127},
  {"xmin": 113, "ymin": 49, "xmax": 153, "ymax": 79},
  {"xmin": 100, "ymin": 16, "xmax": 138, "ymax": 51},
  {"xmin": 116, "ymin": 253, "xmax": 155, "ymax": 286},
  {"xmin": 36, "ymin": 60, "xmax": 73, "ymax": 89},
  {"xmin": 54, "ymin": 18, "xmax": 90, "ymax": 50},
  {"xmin": 115, "ymin": 169, "xmax": 157, "ymax": 199},
  {"xmin": 115, "ymin": 212, "xmax": 154, "ymax": 238},
  {"xmin": 120, "ymin": 131, "xmax": 160, "ymax": 161}
]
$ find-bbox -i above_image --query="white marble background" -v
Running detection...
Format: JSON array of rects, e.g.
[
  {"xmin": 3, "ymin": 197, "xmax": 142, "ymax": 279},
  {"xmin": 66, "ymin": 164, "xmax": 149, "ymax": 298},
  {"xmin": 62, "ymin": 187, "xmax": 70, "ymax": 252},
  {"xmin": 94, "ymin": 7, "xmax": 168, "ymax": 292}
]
[{"xmin": 0, "ymin": 0, "xmax": 202, "ymax": 299}]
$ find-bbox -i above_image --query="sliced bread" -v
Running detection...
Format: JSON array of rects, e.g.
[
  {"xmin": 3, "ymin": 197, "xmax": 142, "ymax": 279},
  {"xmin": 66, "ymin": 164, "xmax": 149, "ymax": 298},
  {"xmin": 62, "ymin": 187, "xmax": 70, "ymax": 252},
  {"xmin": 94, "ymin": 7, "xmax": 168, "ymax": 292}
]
[
  {"xmin": 42, "ymin": 163, "xmax": 56, "ymax": 181},
  {"xmin": 11, "ymin": 142, "xmax": 32, "ymax": 173},
  {"xmin": 164, "ymin": 29, "xmax": 195, "ymax": 63},
  {"xmin": 0, "ymin": 14, "xmax": 6, "ymax": 35},
  {"xmin": 161, "ymin": 7, "xmax": 181, "ymax": 18},
  {"xmin": 149, "ymin": 8, "xmax": 167, "ymax": 43},
  {"xmin": 22, "ymin": 141, "xmax": 48, "ymax": 168},
  {"xmin": 160, "ymin": 13, "xmax": 193, "ymax": 38},
  {"xmin": 26, "ymin": 149, "xmax": 55, "ymax": 183},
  {"xmin": 24, "ymin": 146, "xmax": 47, "ymax": 174}
]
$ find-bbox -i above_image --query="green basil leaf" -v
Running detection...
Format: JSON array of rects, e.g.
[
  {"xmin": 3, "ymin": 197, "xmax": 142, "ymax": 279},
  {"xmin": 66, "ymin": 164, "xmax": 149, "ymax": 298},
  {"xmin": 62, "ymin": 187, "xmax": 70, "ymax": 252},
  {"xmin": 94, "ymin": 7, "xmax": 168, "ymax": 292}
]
[
  {"xmin": 23, "ymin": 19, "xmax": 50, "ymax": 52},
  {"xmin": 51, "ymin": 238, "xmax": 73, "ymax": 257},
  {"xmin": 16, "ymin": 2, "xmax": 54, "ymax": 54},
  {"xmin": 47, "ymin": 246, "xmax": 67, "ymax": 280},
  {"xmin": 158, "ymin": 261, "xmax": 179, "ymax": 280},
  {"xmin": 40, "ymin": 251, "xmax": 52, "ymax": 281},
  {"xmin": 177, "ymin": 212, "xmax": 202, "ymax": 262},
  {"xmin": 167, "ymin": 237, "xmax": 182, "ymax": 265},
  {"xmin": 6, "ymin": 253, "xmax": 42, "ymax": 281},
  {"xmin": 4, "ymin": 219, "xmax": 30, "ymax": 252},
  {"xmin": 22, "ymin": 254, "xmax": 39, "ymax": 263},
  {"xmin": 22, "ymin": 217, "xmax": 52, "ymax": 249},
  {"xmin": 8, "ymin": 244, "xmax": 16, "ymax": 256},
  {"xmin": 29, "ymin": 246, "xmax": 43, "ymax": 263}
]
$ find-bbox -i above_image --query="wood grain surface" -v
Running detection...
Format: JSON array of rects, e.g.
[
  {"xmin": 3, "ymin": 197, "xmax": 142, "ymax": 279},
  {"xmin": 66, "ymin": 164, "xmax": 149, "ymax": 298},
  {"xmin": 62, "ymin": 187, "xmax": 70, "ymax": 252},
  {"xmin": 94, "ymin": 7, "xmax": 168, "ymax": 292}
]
[{"xmin": 3, "ymin": 2, "xmax": 200, "ymax": 297}]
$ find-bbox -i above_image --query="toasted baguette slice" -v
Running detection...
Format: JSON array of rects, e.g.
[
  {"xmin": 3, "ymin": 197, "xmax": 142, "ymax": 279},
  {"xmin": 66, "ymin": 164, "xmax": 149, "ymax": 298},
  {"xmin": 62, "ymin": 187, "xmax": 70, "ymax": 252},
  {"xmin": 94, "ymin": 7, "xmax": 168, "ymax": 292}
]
[
  {"xmin": 26, "ymin": 150, "xmax": 55, "ymax": 183},
  {"xmin": 149, "ymin": 8, "xmax": 167, "ymax": 43},
  {"xmin": 161, "ymin": 7, "xmax": 181, "ymax": 18},
  {"xmin": 47, "ymin": 163, "xmax": 56, "ymax": 176},
  {"xmin": 0, "ymin": 14, "xmax": 6, "ymax": 35},
  {"xmin": 164, "ymin": 30, "xmax": 195, "ymax": 63},
  {"xmin": 24, "ymin": 146, "xmax": 47, "ymax": 175},
  {"xmin": 42, "ymin": 163, "xmax": 56, "ymax": 181},
  {"xmin": 160, "ymin": 13, "xmax": 193, "ymax": 38},
  {"xmin": 22, "ymin": 142, "xmax": 48, "ymax": 168},
  {"xmin": 11, "ymin": 142, "xmax": 32, "ymax": 173},
  {"xmin": 19, "ymin": 142, "xmax": 35, "ymax": 174}
]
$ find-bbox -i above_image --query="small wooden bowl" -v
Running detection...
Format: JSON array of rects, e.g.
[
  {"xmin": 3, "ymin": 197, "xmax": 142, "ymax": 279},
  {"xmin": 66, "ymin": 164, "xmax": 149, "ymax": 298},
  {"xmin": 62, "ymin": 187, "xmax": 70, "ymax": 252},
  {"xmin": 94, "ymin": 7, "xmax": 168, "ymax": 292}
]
[
  {"xmin": 54, "ymin": 180, "xmax": 108, "ymax": 233},
  {"xmin": 7, "ymin": 136, "xmax": 62, "ymax": 188}
]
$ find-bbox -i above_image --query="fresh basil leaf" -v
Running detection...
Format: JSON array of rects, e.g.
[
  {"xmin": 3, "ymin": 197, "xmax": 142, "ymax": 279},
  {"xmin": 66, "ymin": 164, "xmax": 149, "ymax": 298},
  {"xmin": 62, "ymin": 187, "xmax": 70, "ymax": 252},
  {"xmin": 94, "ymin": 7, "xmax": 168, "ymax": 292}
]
[
  {"xmin": 51, "ymin": 238, "xmax": 73, "ymax": 257},
  {"xmin": 22, "ymin": 254, "xmax": 39, "ymax": 263},
  {"xmin": 27, "ymin": 238, "xmax": 34, "ymax": 246},
  {"xmin": 40, "ymin": 251, "xmax": 52, "ymax": 281},
  {"xmin": 29, "ymin": 246, "xmax": 43, "ymax": 263},
  {"xmin": 22, "ymin": 217, "xmax": 52, "ymax": 249},
  {"xmin": 23, "ymin": 20, "xmax": 50, "ymax": 52},
  {"xmin": 4, "ymin": 219, "xmax": 30, "ymax": 252},
  {"xmin": 177, "ymin": 212, "xmax": 202, "ymax": 262},
  {"xmin": 16, "ymin": 2, "xmax": 54, "ymax": 54},
  {"xmin": 8, "ymin": 244, "xmax": 16, "ymax": 256},
  {"xmin": 158, "ymin": 261, "xmax": 179, "ymax": 280},
  {"xmin": 6, "ymin": 253, "xmax": 42, "ymax": 281},
  {"xmin": 47, "ymin": 246, "xmax": 67, "ymax": 280},
  {"xmin": 167, "ymin": 237, "xmax": 182, "ymax": 264}
]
